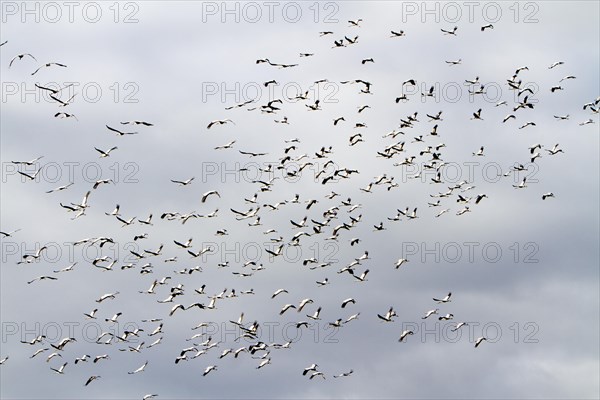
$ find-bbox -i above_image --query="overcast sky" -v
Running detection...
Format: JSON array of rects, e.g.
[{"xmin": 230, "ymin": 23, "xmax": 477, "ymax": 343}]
[{"xmin": 1, "ymin": 1, "xmax": 599, "ymax": 399}]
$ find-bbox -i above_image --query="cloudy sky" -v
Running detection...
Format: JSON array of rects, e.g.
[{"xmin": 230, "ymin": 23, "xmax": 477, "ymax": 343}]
[{"xmin": 1, "ymin": 1, "xmax": 599, "ymax": 399}]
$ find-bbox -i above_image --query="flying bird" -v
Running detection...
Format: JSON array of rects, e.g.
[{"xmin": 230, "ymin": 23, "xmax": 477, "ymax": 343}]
[
  {"xmin": 398, "ymin": 330, "xmax": 414, "ymax": 342},
  {"xmin": 84, "ymin": 375, "xmax": 101, "ymax": 386},
  {"xmin": 334, "ymin": 369, "xmax": 354, "ymax": 378},
  {"xmin": 106, "ymin": 125, "xmax": 138, "ymax": 136},
  {"xmin": 50, "ymin": 362, "xmax": 68, "ymax": 374},
  {"xmin": 31, "ymin": 62, "xmax": 67, "ymax": 75},
  {"xmin": 171, "ymin": 177, "xmax": 195, "ymax": 186},
  {"xmin": 341, "ymin": 298, "xmax": 356, "ymax": 308},
  {"xmin": 203, "ymin": 365, "xmax": 218, "ymax": 376},
  {"xmin": 548, "ymin": 61, "xmax": 564, "ymax": 69},
  {"xmin": 128, "ymin": 361, "xmax": 148, "ymax": 374},
  {"xmin": 18, "ymin": 167, "xmax": 42, "ymax": 181},
  {"xmin": 0, "ymin": 229, "xmax": 21, "ymax": 237},
  {"xmin": 207, "ymin": 119, "xmax": 235, "ymax": 129},
  {"xmin": 201, "ymin": 191, "xmax": 221, "ymax": 203},
  {"xmin": 441, "ymin": 26, "xmax": 458, "ymax": 35},
  {"xmin": 46, "ymin": 182, "xmax": 74, "ymax": 193},
  {"xmin": 121, "ymin": 120, "xmax": 153, "ymax": 126},
  {"xmin": 9, "ymin": 53, "xmax": 37, "ymax": 67},
  {"xmin": 95, "ymin": 146, "xmax": 118, "ymax": 158}
]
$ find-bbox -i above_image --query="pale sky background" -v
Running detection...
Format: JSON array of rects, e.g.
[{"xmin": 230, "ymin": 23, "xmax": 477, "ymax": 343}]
[{"xmin": 1, "ymin": 1, "xmax": 599, "ymax": 399}]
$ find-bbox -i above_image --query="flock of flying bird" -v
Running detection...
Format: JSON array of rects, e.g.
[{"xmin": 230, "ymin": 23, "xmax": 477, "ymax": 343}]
[{"xmin": 1, "ymin": 16, "xmax": 598, "ymax": 399}]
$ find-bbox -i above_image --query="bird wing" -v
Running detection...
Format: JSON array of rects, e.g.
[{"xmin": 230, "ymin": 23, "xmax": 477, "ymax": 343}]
[
  {"xmin": 106, "ymin": 125, "xmax": 124, "ymax": 134},
  {"xmin": 30, "ymin": 65, "xmax": 43, "ymax": 75}
]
